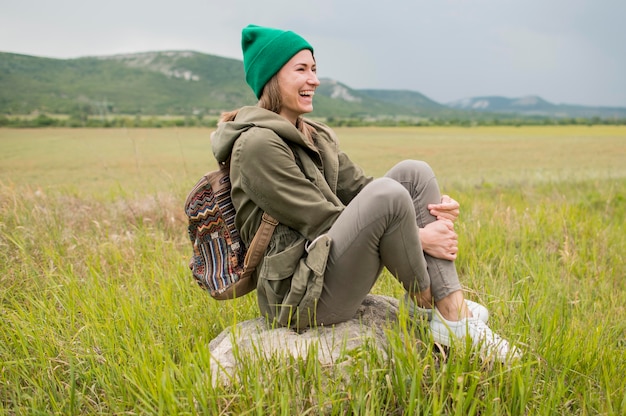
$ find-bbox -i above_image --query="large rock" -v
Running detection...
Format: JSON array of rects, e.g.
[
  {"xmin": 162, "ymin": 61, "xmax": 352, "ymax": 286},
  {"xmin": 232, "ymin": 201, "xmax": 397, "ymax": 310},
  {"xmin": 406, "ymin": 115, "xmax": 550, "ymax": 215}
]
[{"xmin": 208, "ymin": 294, "xmax": 405, "ymax": 386}]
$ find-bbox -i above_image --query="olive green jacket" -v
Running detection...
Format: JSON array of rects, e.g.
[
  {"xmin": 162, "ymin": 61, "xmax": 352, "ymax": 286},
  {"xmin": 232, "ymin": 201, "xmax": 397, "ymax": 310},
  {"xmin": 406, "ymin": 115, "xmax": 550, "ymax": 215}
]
[{"xmin": 211, "ymin": 106, "xmax": 372, "ymax": 328}]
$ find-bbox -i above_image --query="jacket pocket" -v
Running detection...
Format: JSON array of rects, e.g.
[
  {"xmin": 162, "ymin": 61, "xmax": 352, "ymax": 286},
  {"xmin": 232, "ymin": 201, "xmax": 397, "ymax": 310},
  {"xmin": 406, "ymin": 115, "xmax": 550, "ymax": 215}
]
[
  {"xmin": 280, "ymin": 235, "xmax": 332, "ymax": 329},
  {"xmin": 257, "ymin": 239, "xmax": 306, "ymax": 307}
]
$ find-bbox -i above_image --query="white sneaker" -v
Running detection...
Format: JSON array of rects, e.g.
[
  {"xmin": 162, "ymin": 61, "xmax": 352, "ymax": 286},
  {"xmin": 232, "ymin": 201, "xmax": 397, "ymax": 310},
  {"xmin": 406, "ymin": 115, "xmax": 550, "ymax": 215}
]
[
  {"xmin": 403, "ymin": 293, "xmax": 489, "ymax": 323},
  {"xmin": 430, "ymin": 308, "xmax": 522, "ymax": 363}
]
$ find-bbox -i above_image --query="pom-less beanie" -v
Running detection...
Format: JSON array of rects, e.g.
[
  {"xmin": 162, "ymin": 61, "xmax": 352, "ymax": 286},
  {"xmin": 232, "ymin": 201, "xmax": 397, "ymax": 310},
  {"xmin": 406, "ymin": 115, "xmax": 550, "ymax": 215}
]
[{"xmin": 242, "ymin": 24, "xmax": 314, "ymax": 99}]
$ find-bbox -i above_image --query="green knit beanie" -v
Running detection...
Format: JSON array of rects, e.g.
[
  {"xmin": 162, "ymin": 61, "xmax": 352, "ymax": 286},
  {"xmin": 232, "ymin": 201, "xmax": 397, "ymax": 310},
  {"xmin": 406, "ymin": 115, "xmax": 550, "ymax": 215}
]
[{"xmin": 242, "ymin": 24, "xmax": 314, "ymax": 99}]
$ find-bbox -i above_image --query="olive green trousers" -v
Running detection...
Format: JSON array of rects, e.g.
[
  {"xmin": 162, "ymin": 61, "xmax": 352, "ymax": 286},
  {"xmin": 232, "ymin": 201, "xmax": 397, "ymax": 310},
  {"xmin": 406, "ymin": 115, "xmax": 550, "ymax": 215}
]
[{"xmin": 314, "ymin": 160, "xmax": 462, "ymax": 325}]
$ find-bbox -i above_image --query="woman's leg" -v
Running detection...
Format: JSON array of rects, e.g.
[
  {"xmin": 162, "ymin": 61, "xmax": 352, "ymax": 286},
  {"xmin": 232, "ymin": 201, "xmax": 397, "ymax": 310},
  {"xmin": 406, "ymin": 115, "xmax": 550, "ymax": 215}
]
[
  {"xmin": 384, "ymin": 160, "xmax": 469, "ymax": 320},
  {"xmin": 385, "ymin": 161, "xmax": 520, "ymax": 362},
  {"xmin": 314, "ymin": 177, "xmax": 429, "ymax": 325}
]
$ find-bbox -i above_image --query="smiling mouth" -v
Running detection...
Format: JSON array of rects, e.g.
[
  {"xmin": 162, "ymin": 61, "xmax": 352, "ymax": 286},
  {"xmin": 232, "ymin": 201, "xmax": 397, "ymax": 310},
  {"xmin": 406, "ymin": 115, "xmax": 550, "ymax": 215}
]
[{"xmin": 300, "ymin": 90, "xmax": 315, "ymax": 97}]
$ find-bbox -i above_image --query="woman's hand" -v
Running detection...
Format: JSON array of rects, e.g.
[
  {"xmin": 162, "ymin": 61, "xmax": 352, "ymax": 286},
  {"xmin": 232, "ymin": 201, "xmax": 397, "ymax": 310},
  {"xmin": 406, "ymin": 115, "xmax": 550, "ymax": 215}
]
[
  {"xmin": 419, "ymin": 219, "xmax": 458, "ymax": 261},
  {"xmin": 428, "ymin": 194, "xmax": 460, "ymax": 222}
]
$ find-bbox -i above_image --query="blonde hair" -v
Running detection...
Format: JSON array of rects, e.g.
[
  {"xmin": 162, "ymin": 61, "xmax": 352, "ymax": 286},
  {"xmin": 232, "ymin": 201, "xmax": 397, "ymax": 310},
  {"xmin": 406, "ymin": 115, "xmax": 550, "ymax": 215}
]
[{"xmin": 220, "ymin": 74, "xmax": 315, "ymax": 143}]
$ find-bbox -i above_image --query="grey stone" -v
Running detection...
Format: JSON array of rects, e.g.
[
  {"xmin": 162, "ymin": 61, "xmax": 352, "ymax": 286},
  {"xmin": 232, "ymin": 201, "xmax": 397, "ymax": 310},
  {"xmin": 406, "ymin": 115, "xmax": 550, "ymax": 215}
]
[{"xmin": 208, "ymin": 294, "xmax": 404, "ymax": 386}]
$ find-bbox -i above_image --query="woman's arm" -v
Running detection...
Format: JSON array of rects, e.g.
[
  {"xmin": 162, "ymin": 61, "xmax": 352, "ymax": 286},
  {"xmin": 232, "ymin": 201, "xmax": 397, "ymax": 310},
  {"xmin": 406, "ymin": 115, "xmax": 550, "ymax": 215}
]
[
  {"xmin": 234, "ymin": 130, "xmax": 342, "ymax": 240},
  {"xmin": 335, "ymin": 150, "xmax": 373, "ymax": 204}
]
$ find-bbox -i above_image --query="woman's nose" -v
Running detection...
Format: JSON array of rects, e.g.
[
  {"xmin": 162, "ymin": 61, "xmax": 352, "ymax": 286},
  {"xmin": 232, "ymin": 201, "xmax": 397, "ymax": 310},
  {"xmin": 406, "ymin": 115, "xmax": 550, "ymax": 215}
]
[{"xmin": 309, "ymin": 72, "xmax": 320, "ymax": 86}]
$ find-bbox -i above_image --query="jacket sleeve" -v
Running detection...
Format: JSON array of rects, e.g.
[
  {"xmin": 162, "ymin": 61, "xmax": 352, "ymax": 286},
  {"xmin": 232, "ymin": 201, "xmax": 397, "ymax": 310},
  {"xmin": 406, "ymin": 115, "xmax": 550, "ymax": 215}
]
[
  {"xmin": 335, "ymin": 150, "xmax": 373, "ymax": 205},
  {"xmin": 232, "ymin": 129, "xmax": 343, "ymax": 240},
  {"xmin": 308, "ymin": 119, "xmax": 373, "ymax": 205}
]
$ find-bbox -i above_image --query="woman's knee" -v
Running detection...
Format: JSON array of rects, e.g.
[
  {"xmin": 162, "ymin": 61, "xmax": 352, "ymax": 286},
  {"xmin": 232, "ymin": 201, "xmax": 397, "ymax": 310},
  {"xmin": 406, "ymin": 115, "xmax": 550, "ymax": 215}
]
[
  {"xmin": 362, "ymin": 178, "xmax": 414, "ymax": 216},
  {"xmin": 366, "ymin": 177, "xmax": 411, "ymax": 200},
  {"xmin": 386, "ymin": 160, "xmax": 435, "ymax": 184}
]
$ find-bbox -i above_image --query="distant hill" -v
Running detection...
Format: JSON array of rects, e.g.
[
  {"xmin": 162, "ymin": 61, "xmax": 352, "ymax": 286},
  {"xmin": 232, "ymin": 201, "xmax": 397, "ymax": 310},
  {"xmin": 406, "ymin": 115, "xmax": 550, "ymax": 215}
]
[
  {"xmin": 1, "ymin": 50, "xmax": 624, "ymax": 120},
  {"xmin": 447, "ymin": 96, "xmax": 626, "ymax": 119},
  {"xmin": 0, "ymin": 51, "xmax": 255, "ymax": 116}
]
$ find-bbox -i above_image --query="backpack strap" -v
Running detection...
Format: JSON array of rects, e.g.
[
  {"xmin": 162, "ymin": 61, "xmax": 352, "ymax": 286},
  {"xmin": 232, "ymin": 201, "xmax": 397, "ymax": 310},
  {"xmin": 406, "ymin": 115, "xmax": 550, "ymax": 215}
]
[{"xmin": 240, "ymin": 212, "xmax": 279, "ymax": 279}]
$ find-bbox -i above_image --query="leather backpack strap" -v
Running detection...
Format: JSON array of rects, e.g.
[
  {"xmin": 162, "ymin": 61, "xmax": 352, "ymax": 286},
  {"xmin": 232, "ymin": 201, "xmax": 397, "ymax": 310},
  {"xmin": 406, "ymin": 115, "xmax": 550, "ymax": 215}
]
[{"xmin": 241, "ymin": 212, "xmax": 279, "ymax": 278}]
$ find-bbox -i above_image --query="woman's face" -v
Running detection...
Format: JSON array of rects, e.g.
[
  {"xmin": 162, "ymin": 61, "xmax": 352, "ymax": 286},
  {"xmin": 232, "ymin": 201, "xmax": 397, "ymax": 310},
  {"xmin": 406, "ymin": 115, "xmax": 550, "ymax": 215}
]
[{"xmin": 277, "ymin": 49, "xmax": 320, "ymax": 124}]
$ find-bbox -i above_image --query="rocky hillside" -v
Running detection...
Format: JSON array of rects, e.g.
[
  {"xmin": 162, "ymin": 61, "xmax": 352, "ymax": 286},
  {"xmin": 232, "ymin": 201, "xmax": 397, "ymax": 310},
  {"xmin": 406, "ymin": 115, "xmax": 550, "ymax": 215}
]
[{"xmin": 447, "ymin": 95, "xmax": 626, "ymax": 118}]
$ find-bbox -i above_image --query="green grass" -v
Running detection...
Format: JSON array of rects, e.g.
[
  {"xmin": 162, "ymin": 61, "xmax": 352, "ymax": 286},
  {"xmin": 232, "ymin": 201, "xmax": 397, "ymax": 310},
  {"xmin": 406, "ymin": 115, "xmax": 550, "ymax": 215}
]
[{"xmin": 1, "ymin": 126, "xmax": 625, "ymax": 414}]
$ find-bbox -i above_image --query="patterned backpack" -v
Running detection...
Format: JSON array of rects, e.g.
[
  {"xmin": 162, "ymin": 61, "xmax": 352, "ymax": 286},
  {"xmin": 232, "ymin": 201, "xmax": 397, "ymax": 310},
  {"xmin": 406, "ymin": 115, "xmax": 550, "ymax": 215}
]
[{"xmin": 184, "ymin": 165, "xmax": 278, "ymax": 300}]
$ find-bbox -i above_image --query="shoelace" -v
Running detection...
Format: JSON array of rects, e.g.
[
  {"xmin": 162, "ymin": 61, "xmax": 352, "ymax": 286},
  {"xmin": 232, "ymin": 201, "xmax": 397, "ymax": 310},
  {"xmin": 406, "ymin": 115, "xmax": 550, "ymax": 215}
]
[
  {"xmin": 467, "ymin": 319, "xmax": 509, "ymax": 352},
  {"xmin": 468, "ymin": 318, "xmax": 523, "ymax": 362}
]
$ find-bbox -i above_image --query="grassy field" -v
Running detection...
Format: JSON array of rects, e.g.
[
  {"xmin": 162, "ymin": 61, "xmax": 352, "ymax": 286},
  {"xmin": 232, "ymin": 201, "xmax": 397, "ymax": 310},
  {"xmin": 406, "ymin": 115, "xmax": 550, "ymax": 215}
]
[{"xmin": 1, "ymin": 126, "xmax": 625, "ymax": 414}]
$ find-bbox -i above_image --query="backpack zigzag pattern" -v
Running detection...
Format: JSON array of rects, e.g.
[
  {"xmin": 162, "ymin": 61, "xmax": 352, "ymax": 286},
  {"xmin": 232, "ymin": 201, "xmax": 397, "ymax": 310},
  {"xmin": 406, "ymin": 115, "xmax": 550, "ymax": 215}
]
[{"xmin": 185, "ymin": 171, "xmax": 246, "ymax": 296}]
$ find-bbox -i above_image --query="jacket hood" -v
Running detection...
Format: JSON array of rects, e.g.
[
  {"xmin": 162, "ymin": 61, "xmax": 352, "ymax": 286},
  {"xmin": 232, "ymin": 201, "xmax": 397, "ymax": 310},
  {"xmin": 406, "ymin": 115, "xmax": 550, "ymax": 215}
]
[{"xmin": 211, "ymin": 106, "xmax": 313, "ymax": 164}]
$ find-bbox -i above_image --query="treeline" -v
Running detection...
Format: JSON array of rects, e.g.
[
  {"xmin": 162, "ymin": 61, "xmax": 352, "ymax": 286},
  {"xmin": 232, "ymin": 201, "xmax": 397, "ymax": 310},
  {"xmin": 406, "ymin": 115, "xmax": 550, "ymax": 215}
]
[
  {"xmin": 2, "ymin": 113, "xmax": 625, "ymax": 128},
  {"xmin": 325, "ymin": 116, "xmax": 626, "ymax": 127},
  {"xmin": 0, "ymin": 114, "xmax": 219, "ymax": 128}
]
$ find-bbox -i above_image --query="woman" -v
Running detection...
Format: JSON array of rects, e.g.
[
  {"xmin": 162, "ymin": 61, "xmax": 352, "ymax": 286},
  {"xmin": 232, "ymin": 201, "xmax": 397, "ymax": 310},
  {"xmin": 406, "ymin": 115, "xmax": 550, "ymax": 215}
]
[{"xmin": 211, "ymin": 24, "xmax": 520, "ymax": 362}]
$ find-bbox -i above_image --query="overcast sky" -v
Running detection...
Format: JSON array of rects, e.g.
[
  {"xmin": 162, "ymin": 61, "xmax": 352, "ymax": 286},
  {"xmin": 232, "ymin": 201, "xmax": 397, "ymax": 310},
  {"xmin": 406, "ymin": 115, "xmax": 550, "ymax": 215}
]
[{"xmin": 2, "ymin": 0, "xmax": 625, "ymax": 107}]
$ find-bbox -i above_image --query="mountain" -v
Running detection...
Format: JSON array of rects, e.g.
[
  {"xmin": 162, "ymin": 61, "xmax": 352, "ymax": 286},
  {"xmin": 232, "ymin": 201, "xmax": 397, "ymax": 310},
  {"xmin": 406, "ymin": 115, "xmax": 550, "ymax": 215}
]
[
  {"xmin": 447, "ymin": 96, "xmax": 626, "ymax": 119},
  {"xmin": 1, "ymin": 50, "xmax": 465, "ymax": 119},
  {"xmin": 0, "ymin": 51, "xmax": 255, "ymax": 115},
  {"xmin": 313, "ymin": 81, "xmax": 457, "ymax": 118},
  {"xmin": 1, "ymin": 50, "xmax": 624, "ymax": 120}
]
